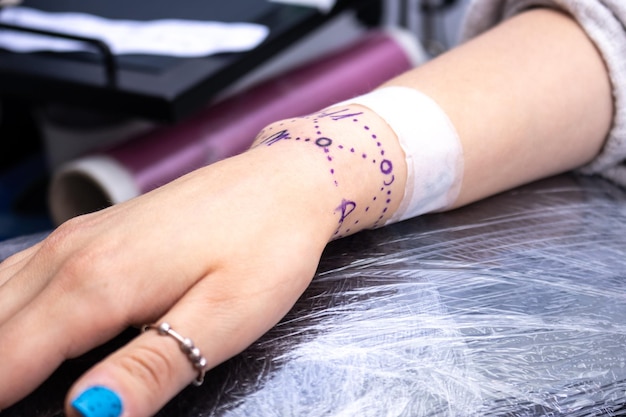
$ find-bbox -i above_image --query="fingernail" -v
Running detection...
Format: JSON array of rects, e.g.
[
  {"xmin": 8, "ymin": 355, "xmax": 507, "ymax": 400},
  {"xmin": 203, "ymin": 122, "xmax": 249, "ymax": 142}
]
[{"xmin": 71, "ymin": 385, "xmax": 123, "ymax": 417}]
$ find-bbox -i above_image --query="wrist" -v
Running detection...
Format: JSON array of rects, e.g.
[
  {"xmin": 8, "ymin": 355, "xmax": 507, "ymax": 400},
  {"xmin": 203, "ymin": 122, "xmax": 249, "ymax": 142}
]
[{"xmin": 250, "ymin": 104, "xmax": 408, "ymax": 241}]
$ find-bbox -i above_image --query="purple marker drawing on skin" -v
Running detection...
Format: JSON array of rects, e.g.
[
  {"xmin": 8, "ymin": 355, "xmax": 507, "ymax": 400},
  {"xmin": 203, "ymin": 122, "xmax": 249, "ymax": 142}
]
[
  {"xmin": 380, "ymin": 159, "xmax": 393, "ymax": 174},
  {"xmin": 336, "ymin": 199, "xmax": 357, "ymax": 223},
  {"xmin": 317, "ymin": 108, "xmax": 364, "ymax": 121},
  {"xmin": 384, "ymin": 175, "xmax": 395, "ymax": 186},
  {"xmin": 262, "ymin": 129, "xmax": 291, "ymax": 146},
  {"xmin": 257, "ymin": 107, "xmax": 399, "ymax": 235},
  {"xmin": 314, "ymin": 111, "xmax": 396, "ymax": 231},
  {"xmin": 315, "ymin": 137, "xmax": 332, "ymax": 147}
]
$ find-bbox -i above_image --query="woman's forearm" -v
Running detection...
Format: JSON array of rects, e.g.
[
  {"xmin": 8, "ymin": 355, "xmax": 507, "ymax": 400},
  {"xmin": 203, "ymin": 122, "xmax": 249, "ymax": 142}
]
[
  {"xmin": 249, "ymin": 8, "xmax": 614, "ymax": 240},
  {"xmin": 383, "ymin": 8, "xmax": 613, "ymax": 208}
]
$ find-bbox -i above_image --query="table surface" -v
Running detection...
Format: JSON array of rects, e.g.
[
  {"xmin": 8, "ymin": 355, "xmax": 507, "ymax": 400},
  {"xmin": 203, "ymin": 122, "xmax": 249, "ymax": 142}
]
[
  {"xmin": 0, "ymin": 0, "xmax": 377, "ymax": 122},
  {"xmin": 3, "ymin": 173, "xmax": 626, "ymax": 416}
]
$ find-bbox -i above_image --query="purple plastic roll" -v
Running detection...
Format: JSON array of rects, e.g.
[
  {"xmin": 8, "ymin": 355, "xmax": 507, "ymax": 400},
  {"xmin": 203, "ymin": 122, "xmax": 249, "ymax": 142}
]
[{"xmin": 49, "ymin": 28, "xmax": 425, "ymax": 224}]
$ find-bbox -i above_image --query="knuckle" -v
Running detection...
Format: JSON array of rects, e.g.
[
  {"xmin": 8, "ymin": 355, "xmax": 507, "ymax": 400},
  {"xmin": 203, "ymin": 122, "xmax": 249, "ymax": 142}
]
[
  {"xmin": 38, "ymin": 214, "xmax": 99, "ymax": 260},
  {"xmin": 114, "ymin": 345, "xmax": 178, "ymax": 394},
  {"xmin": 54, "ymin": 249, "xmax": 106, "ymax": 289},
  {"xmin": 45, "ymin": 241, "xmax": 129, "ymax": 320},
  {"xmin": 53, "ymin": 255, "xmax": 130, "ymax": 325},
  {"xmin": 61, "ymin": 247, "xmax": 96, "ymax": 273},
  {"xmin": 38, "ymin": 218, "xmax": 81, "ymax": 256}
]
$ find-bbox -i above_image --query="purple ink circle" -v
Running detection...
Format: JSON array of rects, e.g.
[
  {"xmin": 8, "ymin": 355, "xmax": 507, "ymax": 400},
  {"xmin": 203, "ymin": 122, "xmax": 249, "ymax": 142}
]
[
  {"xmin": 315, "ymin": 137, "xmax": 332, "ymax": 147},
  {"xmin": 380, "ymin": 159, "xmax": 393, "ymax": 174}
]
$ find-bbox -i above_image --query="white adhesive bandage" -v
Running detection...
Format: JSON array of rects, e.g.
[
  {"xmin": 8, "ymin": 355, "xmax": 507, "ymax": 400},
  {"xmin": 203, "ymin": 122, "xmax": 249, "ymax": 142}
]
[{"xmin": 336, "ymin": 86, "xmax": 463, "ymax": 224}]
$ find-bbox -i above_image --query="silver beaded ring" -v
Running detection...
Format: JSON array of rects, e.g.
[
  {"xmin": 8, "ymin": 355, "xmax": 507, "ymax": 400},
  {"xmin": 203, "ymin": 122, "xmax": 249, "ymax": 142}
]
[{"xmin": 142, "ymin": 322, "xmax": 208, "ymax": 386}]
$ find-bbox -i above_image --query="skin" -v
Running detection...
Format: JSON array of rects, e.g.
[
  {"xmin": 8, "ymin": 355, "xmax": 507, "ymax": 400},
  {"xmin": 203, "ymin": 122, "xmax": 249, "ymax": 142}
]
[
  {"xmin": 385, "ymin": 8, "xmax": 612, "ymax": 208},
  {"xmin": 0, "ymin": 8, "xmax": 613, "ymax": 417}
]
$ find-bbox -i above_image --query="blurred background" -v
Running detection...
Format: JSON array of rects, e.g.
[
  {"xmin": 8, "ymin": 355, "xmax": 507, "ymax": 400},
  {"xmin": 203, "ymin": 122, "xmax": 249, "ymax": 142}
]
[{"xmin": 0, "ymin": 0, "xmax": 470, "ymax": 241}]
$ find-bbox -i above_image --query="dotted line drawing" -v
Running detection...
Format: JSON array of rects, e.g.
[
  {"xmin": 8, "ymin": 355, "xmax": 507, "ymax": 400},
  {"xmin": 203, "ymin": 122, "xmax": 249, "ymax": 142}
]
[{"xmin": 258, "ymin": 107, "xmax": 397, "ymax": 237}]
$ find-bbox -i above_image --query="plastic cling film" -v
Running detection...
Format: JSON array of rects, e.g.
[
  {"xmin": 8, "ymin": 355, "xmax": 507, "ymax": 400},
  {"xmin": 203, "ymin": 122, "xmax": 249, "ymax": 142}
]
[
  {"xmin": 217, "ymin": 175, "xmax": 626, "ymax": 416},
  {"xmin": 6, "ymin": 175, "xmax": 626, "ymax": 416},
  {"xmin": 0, "ymin": 176, "xmax": 626, "ymax": 417},
  {"xmin": 331, "ymin": 86, "xmax": 463, "ymax": 225}
]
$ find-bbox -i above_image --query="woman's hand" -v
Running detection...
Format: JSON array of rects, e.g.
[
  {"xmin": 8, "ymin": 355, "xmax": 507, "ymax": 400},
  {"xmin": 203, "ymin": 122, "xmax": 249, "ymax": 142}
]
[{"xmin": 0, "ymin": 106, "xmax": 406, "ymax": 417}]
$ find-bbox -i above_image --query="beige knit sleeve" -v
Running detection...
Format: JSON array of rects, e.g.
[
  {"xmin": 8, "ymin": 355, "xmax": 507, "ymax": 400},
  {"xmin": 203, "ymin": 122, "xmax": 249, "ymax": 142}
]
[{"xmin": 460, "ymin": 0, "xmax": 626, "ymax": 186}]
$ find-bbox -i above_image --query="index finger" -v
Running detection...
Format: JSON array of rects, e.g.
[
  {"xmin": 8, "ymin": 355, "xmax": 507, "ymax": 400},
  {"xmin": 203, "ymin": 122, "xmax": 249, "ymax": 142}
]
[{"xmin": 0, "ymin": 243, "xmax": 40, "ymax": 286}]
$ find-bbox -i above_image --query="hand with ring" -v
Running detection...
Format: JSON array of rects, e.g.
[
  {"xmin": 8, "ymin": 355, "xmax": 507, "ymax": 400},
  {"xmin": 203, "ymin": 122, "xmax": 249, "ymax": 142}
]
[{"xmin": 0, "ymin": 108, "xmax": 407, "ymax": 417}]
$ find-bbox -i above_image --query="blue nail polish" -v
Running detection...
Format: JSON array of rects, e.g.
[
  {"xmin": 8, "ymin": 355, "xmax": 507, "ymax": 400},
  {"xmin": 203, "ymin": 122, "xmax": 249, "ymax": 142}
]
[{"xmin": 71, "ymin": 385, "xmax": 123, "ymax": 417}]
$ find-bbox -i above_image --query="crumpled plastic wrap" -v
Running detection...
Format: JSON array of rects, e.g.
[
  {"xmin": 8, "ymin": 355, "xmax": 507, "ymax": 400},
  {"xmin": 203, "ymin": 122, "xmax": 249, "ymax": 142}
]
[{"xmin": 3, "ymin": 174, "xmax": 626, "ymax": 416}]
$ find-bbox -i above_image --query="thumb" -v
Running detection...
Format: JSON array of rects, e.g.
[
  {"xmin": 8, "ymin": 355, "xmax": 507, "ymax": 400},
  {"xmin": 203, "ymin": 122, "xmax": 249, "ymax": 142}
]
[
  {"xmin": 64, "ymin": 272, "xmax": 292, "ymax": 417},
  {"xmin": 65, "ymin": 326, "xmax": 200, "ymax": 417}
]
